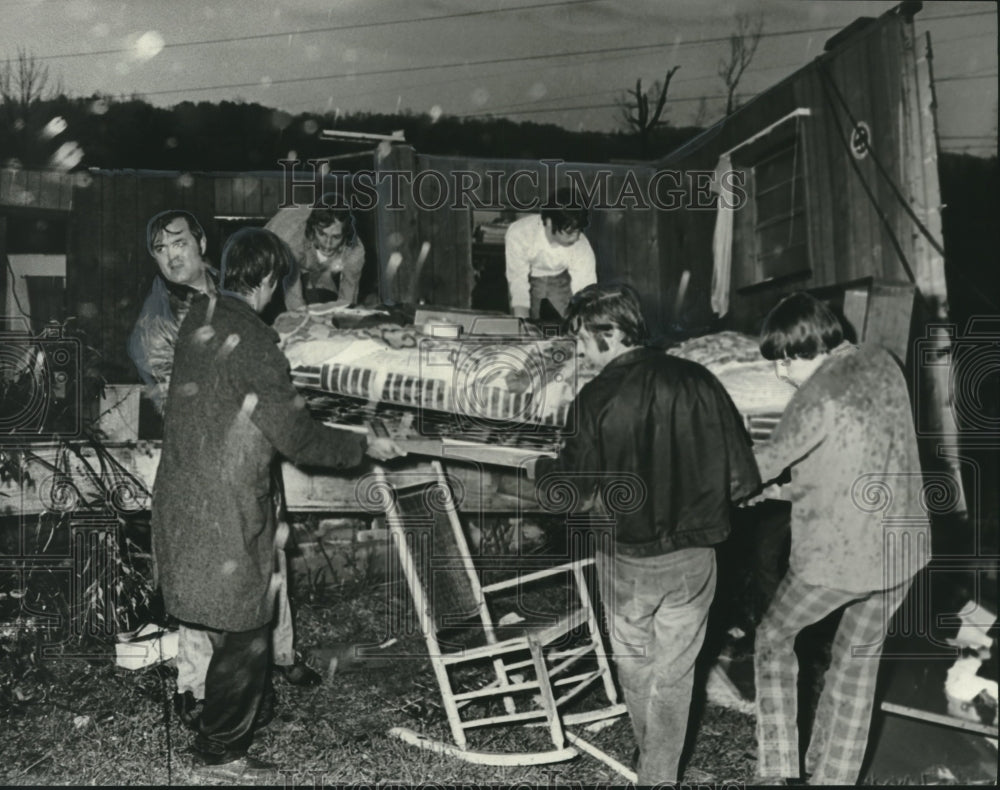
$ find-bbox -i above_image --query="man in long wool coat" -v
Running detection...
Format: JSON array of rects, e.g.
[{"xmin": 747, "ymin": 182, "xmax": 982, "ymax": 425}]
[{"xmin": 151, "ymin": 227, "xmax": 403, "ymax": 781}]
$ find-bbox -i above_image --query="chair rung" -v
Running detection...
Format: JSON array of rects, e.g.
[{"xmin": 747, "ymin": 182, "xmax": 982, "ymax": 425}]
[
  {"xmin": 452, "ymin": 679, "xmax": 541, "ymax": 702},
  {"xmin": 438, "ymin": 638, "xmax": 531, "ymax": 665},
  {"xmin": 556, "ymin": 676, "xmax": 603, "ymax": 707},
  {"xmin": 547, "ymin": 644, "xmax": 594, "ymax": 663},
  {"xmin": 552, "ymin": 670, "xmax": 601, "ymax": 689},
  {"xmin": 562, "ymin": 703, "xmax": 628, "ymax": 726},
  {"xmin": 500, "ymin": 642, "xmax": 595, "ymax": 677},
  {"xmin": 462, "ymin": 709, "xmax": 550, "ymax": 729}
]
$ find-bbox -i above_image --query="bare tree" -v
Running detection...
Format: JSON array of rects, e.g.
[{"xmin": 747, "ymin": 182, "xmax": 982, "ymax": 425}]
[
  {"xmin": 718, "ymin": 13, "xmax": 764, "ymax": 116},
  {"xmin": 620, "ymin": 66, "xmax": 680, "ymax": 158},
  {"xmin": 0, "ymin": 48, "xmax": 61, "ymax": 118},
  {"xmin": 0, "ymin": 48, "xmax": 65, "ymax": 166}
]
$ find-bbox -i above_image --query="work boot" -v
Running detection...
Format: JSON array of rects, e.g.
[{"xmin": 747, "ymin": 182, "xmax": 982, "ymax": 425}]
[
  {"xmin": 276, "ymin": 660, "xmax": 322, "ymax": 687},
  {"xmin": 254, "ymin": 677, "xmax": 276, "ymax": 731},
  {"xmin": 173, "ymin": 690, "xmax": 204, "ymax": 731},
  {"xmin": 190, "ymin": 753, "xmax": 277, "ymax": 782}
]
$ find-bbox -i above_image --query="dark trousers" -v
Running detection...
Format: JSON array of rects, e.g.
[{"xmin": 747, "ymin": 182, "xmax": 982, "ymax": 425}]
[
  {"xmin": 528, "ymin": 270, "xmax": 572, "ymax": 319},
  {"xmin": 194, "ymin": 623, "xmax": 271, "ymax": 761},
  {"xmin": 753, "ymin": 500, "xmax": 791, "ymax": 620}
]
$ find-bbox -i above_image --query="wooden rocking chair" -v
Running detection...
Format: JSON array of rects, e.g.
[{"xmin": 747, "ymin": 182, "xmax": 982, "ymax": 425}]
[{"xmin": 373, "ymin": 461, "xmax": 630, "ymax": 774}]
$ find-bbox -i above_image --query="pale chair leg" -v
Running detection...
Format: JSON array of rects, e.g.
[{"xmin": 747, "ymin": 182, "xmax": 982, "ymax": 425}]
[{"xmin": 528, "ymin": 637, "xmax": 566, "ymax": 750}]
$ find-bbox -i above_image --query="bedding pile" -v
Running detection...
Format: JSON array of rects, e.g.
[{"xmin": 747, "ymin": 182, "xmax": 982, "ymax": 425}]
[{"xmin": 276, "ymin": 311, "xmax": 794, "ymax": 425}]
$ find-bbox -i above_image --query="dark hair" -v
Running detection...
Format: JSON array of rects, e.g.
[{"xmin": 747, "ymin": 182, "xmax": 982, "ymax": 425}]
[
  {"xmin": 540, "ymin": 186, "xmax": 589, "ymax": 234},
  {"xmin": 220, "ymin": 228, "xmax": 295, "ymax": 295},
  {"xmin": 564, "ymin": 283, "xmax": 647, "ymax": 348},
  {"xmin": 146, "ymin": 210, "xmax": 206, "ymax": 257},
  {"xmin": 759, "ymin": 292, "xmax": 845, "ymax": 360},
  {"xmin": 305, "ymin": 205, "xmax": 357, "ymax": 247}
]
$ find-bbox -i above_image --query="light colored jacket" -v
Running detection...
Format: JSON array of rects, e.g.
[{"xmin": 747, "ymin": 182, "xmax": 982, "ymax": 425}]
[{"xmin": 755, "ymin": 344, "xmax": 931, "ymax": 593}]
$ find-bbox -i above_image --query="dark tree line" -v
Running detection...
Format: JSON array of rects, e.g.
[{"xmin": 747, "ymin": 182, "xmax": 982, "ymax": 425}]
[{"xmin": 0, "ymin": 91, "xmax": 707, "ymax": 172}]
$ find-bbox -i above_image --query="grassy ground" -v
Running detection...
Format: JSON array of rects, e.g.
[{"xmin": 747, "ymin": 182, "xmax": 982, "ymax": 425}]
[
  {"xmin": 1, "ymin": 515, "xmax": 995, "ymax": 786},
  {"xmin": 0, "ymin": 565, "xmax": 759, "ymax": 786}
]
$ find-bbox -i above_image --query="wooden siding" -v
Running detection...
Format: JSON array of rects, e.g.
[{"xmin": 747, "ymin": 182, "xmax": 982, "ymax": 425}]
[
  {"xmin": 409, "ymin": 154, "xmax": 661, "ymax": 318},
  {"xmin": 0, "ymin": 168, "xmax": 78, "ymax": 212},
  {"xmin": 655, "ymin": 6, "xmax": 945, "ymax": 338},
  {"xmin": 375, "ymin": 146, "xmax": 421, "ymax": 304},
  {"xmin": 65, "ymin": 163, "xmax": 380, "ymax": 383},
  {"xmin": 68, "ymin": 170, "xmax": 236, "ymax": 382}
]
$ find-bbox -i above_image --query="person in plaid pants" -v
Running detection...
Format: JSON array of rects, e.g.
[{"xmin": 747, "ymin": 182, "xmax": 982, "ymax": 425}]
[{"xmin": 751, "ymin": 293, "xmax": 930, "ymax": 785}]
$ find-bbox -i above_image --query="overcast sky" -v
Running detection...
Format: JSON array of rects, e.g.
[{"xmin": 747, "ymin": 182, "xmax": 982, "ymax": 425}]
[{"xmin": 2, "ymin": 0, "xmax": 996, "ymax": 156}]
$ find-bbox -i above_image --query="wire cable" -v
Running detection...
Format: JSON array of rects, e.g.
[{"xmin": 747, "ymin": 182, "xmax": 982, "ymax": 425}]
[
  {"xmin": 159, "ymin": 664, "xmax": 173, "ymax": 786},
  {"xmin": 22, "ymin": 0, "xmax": 606, "ymax": 62},
  {"xmin": 820, "ymin": 62, "xmax": 948, "ymax": 260},
  {"xmin": 817, "ymin": 64, "xmax": 920, "ymax": 292},
  {"xmin": 23, "ymin": 7, "xmax": 996, "ymax": 66}
]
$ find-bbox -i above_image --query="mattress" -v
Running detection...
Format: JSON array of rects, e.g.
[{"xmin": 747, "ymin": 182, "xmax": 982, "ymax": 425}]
[
  {"xmin": 276, "ymin": 310, "xmax": 794, "ymax": 429},
  {"xmin": 276, "ymin": 307, "xmax": 580, "ymax": 426}
]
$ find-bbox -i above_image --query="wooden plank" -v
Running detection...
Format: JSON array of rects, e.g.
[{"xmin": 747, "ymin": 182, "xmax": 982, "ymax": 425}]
[
  {"xmin": 796, "ymin": 71, "xmax": 829, "ymax": 289},
  {"xmin": 875, "ymin": 21, "xmax": 904, "ymax": 283},
  {"xmin": 629, "ymin": 176, "xmax": 660, "ymax": 330},
  {"xmin": 96, "ymin": 171, "xmax": 117, "ymax": 378},
  {"xmin": 0, "ymin": 169, "xmax": 14, "ymax": 206},
  {"xmin": 864, "ymin": 282, "xmax": 915, "ymax": 362},
  {"xmin": 905, "ymin": 28, "xmax": 948, "ymax": 306},
  {"xmin": 129, "ymin": 174, "xmax": 171, "ymax": 354},
  {"xmin": 66, "ymin": 174, "xmax": 100, "ymax": 344},
  {"xmin": 415, "ymin": 157, "xmax": 474, "ymax": 308},
  {"xmin": 36, "ymin": 170, "xmax": 61, "ymax": 211},
  {"xmin": 609, "ymin": 171, "xmax": 631, "ymax": 299},
  {"xmin": 60, "ymin": 170, "xmax": 76, "ymax": 211},
  {"xmin": 8, "ymin": 168, "xmax": 27, "ymax": 206},
  {"xmin": 451, "ymin": 156, "xmax": 476, "ymax": 308},
  {"xmin": 260, "ymin": 173, "xmax": 281, "ymax": 216},
  {"xmin": 0, "ymin": 217, "xmax": 6, "ymax": 318},
  {"xmin": 820, "ymin": 64, "xmax": 850, "ymax": 295},
  {"xmin": 190, "ymin": 175, "xmax": 220, "ymax": 257},
  {"xmin": 833, "ymin": 38, "xmax": 868, "ymax": 288},
  {"xmin": 213, "ymin": 174, "xmax": 234, "ymax": 217},
  {"xmin": 109, "ymin": 172, "xmax": 140, "ymax": 381},
  {"xmin": 857, "ymin": 31, "xmax": 882, "ymax": 283},
  {"xmin": 0, "ymin": 169, "xmax": 76, "ymax": 211},
  {"xmin": 880, "ymin": 702, "xmax": 999, "ymax": 738},
  {"xmin": 375, "ymin": 145, "xmax": 420, "ymax": 304},
  {"xmin": 236, "ymin": 175, "xmax": 262, "ymax": 217},
  {"xmin": 282, "ymin": 457, "xmax": 544, "ymax": 513}
]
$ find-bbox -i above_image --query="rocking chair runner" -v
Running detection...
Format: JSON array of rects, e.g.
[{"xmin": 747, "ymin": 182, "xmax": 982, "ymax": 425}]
[{"xmin": 372, "ymin": 461, "xmax": 630, "ymax": 773}]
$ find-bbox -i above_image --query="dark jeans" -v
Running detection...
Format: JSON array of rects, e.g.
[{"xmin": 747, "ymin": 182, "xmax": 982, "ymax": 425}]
[
  {"xmin": 596, "ymin": 546, "xmax": 717, "ymax": 784},
  {"xmin": 753, "ymin": 500, "xmax": 791, "ymax": 620},
  {"xmin": 194, "ymin": 623, "xmax": 271, "ymax": 762},
  {"xmin": 528, "ymin": 270, "xmax": 572, "ymax": 319}
]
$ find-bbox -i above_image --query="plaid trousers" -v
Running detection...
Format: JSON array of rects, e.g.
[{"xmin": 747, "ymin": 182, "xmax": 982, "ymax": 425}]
[{"xmin": 754, "ymin": 569, "xmax": 911, "ymax": 784}]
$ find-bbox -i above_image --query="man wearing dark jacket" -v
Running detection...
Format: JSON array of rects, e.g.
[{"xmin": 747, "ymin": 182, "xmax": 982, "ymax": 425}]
[
  {"xmin": 152, "ymin": 227, "xmax": 403, "ymax": 781},
  {"xmin": 128, "ymin": 211, "xmax": 319, "ymax": 734},
  {"xmin": 532, "ymin": 283, "xmax": 760, "ymax": 784}
]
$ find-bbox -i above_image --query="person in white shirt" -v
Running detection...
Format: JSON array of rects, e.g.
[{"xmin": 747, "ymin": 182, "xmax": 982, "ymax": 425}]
[{"xmin": 504, "ymin": 188, "xmax": 597, "ymax": 319}]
